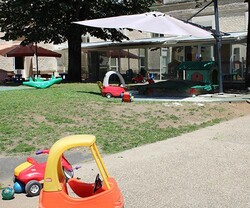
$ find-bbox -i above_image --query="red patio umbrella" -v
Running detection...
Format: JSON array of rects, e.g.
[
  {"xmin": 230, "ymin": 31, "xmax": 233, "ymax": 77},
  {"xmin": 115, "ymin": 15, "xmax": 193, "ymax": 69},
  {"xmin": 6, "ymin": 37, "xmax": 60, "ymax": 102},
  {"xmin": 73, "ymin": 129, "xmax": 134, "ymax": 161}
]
[
  {"xmin": 0, "ymin": 44, "xmax": 62, "ymax": 75},
  {"xmin": 0, "ymin": 44, "xmax": 62, "ymax": 57}
]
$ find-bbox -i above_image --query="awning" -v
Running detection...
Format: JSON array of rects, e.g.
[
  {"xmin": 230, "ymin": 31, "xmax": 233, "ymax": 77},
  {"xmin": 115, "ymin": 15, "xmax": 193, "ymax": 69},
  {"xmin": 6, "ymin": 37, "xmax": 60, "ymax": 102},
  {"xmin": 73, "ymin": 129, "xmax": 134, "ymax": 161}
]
[
  {"xmin": 81, "ymin": 37, "xmax": 177, "ymax": 51},
  {"xmin": 81, "ymin": 32, "xmax": 247, "ymax": 51},
  {"xmin": 105, "ymin": 49, "xmax": 139, "ymax": 59}
]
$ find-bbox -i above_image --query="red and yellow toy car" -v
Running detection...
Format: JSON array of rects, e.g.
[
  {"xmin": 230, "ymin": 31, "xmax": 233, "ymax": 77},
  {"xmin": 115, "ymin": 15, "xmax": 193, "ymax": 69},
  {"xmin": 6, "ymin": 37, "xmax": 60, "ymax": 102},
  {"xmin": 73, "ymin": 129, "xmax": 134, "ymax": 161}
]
[
  {"xmin": 39, "ymin": 134, "xmax": 124, "ymax": 208},
  {"xmin": 13, "ymin": 149, "xmax": 73, "ymax": 197},
  {"xmin": 97, "ymin": 71, "xmax": 126, "ymax": 98}
]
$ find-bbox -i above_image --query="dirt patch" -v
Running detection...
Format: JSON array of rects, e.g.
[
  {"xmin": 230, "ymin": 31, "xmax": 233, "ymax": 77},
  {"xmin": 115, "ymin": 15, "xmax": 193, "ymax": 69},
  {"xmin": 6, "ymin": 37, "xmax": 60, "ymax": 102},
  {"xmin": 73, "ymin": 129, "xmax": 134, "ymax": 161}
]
[{"xmin": 105, "ymin": 101, "xmax": 250, "ymax": 128}]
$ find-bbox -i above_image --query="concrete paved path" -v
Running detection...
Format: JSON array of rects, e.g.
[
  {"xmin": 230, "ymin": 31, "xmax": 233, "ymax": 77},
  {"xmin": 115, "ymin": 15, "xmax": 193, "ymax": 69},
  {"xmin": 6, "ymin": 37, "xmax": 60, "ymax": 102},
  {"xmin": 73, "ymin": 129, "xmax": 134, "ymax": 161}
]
[{"xmin": 1, "ymin": 115, "xmax": 250, "ymax": 208}]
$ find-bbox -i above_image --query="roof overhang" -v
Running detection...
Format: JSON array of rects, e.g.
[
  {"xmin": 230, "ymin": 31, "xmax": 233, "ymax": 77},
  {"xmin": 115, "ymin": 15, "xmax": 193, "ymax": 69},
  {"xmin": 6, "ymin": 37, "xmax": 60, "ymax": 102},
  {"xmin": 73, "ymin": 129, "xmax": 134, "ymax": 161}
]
[{"xmin": 81, "ymin": 32, "xmax": 247, "ymax": 51}]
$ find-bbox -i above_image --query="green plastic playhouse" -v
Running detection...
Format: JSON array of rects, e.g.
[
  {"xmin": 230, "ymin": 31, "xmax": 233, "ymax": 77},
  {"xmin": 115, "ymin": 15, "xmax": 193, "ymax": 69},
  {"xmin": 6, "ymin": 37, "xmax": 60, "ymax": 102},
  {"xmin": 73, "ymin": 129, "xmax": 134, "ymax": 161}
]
[
  {"xmin": 177, "ymin": 61, "xmax": 218, "ymax": 84},
  {"xmin": 177, "ymin": 61, "xmax": 218, "ymax": 94}
]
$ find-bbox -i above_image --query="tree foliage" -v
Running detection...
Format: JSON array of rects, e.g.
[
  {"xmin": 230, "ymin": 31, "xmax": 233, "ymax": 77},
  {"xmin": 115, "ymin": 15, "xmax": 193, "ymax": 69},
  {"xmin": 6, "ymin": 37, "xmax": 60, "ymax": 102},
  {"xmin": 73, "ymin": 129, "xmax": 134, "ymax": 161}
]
[{"xmin": 0, "ymin": 0, "xmax": 154, "ymax": 81}]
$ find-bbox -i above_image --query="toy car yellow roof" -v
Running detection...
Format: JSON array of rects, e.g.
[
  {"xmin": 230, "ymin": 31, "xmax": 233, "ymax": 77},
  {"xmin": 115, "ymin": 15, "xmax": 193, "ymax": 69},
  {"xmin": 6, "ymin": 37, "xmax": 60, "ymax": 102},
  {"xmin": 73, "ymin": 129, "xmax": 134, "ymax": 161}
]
[
  {"xmin": 44, "ymin": 135, "xmax": 98, "ymax": 191},
  {"xmin": 52, "ymin": 134, "xmax": 96, "ymax": 149}
]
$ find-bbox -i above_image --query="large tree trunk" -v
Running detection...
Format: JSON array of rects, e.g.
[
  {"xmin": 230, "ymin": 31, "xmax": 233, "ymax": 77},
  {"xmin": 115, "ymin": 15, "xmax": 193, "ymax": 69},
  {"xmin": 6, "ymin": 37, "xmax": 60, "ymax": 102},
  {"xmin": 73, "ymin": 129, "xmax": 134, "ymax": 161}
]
[
  {"xmin": 246, "ymin": 1, "xmax": 250, "ymax": 89},
  {"xmin": 67, "ymin": 33, "xmax": 82, "ymax": 82}
]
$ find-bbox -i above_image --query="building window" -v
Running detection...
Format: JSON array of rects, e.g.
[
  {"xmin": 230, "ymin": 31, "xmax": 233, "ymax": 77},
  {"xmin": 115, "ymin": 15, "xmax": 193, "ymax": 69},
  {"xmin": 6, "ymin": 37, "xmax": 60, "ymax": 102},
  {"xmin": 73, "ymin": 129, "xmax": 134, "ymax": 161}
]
[
  {"xmin": 110, "ymin": 58, "xmax": 119, "ymax": 71},
  {"xmin": 191, "ymin": 15, "xmax": 214, "ymax": 29},
  {"xmin": 172, "ymin": 46, "xmax": 184, "ymax": 62},
  {"xmin": 231, "ymin": 44, "xmax": 246, "ymax": 80},
  {"xmin": 15, "ymin": 57, "xmax": 24, "ymax": 69},
  {"xmin": 139, "ymin": 49, "xmax": 145, "ymax": 71},
  {"xmin": 246, "ymin": 12, "xmax": 249, "ymax": 31},
  {"xmin": 161, "ymin": 48, "xmax": 168, "ymax": 73},
  {"xmin": 233, "ymin": 48, "xmax": 240, "ymax": 62}
]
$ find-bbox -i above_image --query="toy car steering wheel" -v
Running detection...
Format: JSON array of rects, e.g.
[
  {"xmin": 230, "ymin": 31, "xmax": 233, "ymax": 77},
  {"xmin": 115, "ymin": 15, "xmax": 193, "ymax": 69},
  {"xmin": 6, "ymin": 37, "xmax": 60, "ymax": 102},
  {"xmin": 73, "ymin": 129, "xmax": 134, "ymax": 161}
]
[{"xmin": 93, "ymin": 174, "xmax": 102, "ymax": 193}]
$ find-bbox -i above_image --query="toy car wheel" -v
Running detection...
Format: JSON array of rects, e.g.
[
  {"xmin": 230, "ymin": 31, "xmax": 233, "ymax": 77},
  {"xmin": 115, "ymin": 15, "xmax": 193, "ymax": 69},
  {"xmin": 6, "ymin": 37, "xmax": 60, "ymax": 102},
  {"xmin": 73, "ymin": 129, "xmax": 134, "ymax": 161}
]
[
  {"xmin": 25, "ymin": 180, "xmax": 42, "ymax": 197},
  {"xmin": 106, "ymin": 93, "xmax": 112, "ymax": 98},
  {"xmin": 63, "ymin": 167, "xmax": 74, "ymax": 180}
]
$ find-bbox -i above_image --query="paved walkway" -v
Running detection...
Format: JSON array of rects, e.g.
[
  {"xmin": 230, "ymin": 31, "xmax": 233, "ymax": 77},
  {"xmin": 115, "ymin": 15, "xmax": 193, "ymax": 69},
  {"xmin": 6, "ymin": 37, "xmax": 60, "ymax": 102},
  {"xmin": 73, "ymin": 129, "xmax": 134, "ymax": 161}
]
[
  {"xmin": 0, "ymin": 85, "xmax": 31, "ymax": 91},
  {"xmin": 2, "ymin": 115, "xmax": 250, "ymax": 208},
  {"xmin": 134, "ymin": 92, "xmax": 250, "ymax": 102}
]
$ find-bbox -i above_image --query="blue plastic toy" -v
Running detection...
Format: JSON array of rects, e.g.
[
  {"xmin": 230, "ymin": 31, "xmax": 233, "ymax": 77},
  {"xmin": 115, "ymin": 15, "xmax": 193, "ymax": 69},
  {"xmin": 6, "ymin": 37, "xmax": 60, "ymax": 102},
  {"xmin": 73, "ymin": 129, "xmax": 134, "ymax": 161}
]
[{"xmin": 13, "ymin": 181, "xmax": 25, "ymax": 193}]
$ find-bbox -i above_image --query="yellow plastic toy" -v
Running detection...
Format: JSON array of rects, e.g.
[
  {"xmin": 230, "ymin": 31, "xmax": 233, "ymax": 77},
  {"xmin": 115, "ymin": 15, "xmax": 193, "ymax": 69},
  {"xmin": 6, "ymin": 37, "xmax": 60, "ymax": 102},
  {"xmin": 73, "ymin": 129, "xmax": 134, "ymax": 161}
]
[{"xmin": 39, "ymin": 135, "xmax": 124, "ymax": 208}]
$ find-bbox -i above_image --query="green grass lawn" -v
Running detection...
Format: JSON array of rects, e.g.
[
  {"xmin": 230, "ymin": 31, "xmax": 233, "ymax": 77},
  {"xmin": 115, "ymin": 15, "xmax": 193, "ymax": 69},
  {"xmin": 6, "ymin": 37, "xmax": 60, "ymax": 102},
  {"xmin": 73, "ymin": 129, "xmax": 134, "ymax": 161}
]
[{"xmin": 0, "ymin": 83, "xmax": 243, "ymax": 155}]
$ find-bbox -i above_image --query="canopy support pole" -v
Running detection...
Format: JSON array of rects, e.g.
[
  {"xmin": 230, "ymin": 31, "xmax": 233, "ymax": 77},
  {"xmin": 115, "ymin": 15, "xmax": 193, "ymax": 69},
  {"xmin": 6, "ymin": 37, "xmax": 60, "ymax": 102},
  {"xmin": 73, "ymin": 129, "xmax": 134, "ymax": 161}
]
[{"xmin": 213, "ymin": 0, "xmax": 223, "ymax": 94}]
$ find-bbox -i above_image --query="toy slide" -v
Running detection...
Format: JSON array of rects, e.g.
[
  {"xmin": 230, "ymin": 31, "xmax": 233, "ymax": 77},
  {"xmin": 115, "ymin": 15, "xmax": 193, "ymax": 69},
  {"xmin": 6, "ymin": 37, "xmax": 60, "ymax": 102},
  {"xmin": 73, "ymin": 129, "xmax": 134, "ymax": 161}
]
[{"xmin": 23, "ymin": 76, "xmax": 62, "ymax": 89}]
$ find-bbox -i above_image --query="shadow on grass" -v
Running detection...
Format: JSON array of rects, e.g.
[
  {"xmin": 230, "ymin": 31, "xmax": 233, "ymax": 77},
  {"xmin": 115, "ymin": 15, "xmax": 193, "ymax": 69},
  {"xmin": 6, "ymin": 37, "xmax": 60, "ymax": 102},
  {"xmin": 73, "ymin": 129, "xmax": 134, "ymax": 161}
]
[
  {"xmin": 76, "ymin": 91, "xmax": 101, "ymax": 96},
  {"xmin": 0, "ymin": 82, "xmax": 23, "ymax": 87}
]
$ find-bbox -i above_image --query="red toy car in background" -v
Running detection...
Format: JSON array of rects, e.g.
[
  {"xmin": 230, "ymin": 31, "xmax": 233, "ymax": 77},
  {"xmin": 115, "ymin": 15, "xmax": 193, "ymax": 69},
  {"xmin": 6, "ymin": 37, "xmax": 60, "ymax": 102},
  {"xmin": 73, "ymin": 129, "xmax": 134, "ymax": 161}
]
[
  {"xmin": 98, "ymin": 71, "xmax": 127, "ymax": 98},
  {"xmin": 102, "ymin": 85, "xmax": 126, "ymax": 98},
  {"xmin": 13, "ymin": 149, "xmax": 75, "ymax": 197},
  {"xmin": 132, "ymin": 74, "xmax": 146, "ymax": 83}
]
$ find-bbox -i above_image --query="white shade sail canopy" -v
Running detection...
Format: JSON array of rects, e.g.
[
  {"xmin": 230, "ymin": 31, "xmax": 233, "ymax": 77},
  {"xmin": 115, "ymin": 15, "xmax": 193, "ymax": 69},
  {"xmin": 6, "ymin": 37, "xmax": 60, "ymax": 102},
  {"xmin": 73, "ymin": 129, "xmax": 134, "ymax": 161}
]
[{"xmin": 74, "ymin": 12, "xmax": 212, "ymax": 38}]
